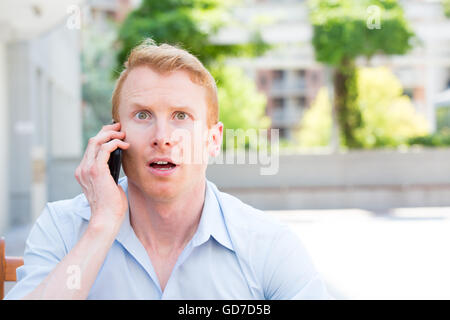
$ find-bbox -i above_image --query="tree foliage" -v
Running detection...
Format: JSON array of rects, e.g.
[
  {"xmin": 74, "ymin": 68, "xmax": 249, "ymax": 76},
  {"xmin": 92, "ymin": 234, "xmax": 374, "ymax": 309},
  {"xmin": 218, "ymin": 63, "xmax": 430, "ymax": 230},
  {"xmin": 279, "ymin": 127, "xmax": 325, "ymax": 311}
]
[
  {"xmin": 443, "ymin": 0, "xmax": 450, "ymax": 18},
  {"xmin": 309, "ymin": 0, "xmax": 415, "ymax": 64},
  {"xmin": 297, "ymin": 67, "xmax": 429, "ymax": 148},
  {"xmin": 308, "ymin": 0, "xmax": 415, "ymax": 148},
  {"xmin": 115, "ymin": 0, "xmax": 269, "ymax": 72},
  {"xmin": 355, "ymin": 67, "xmax": 428, "ymax": 147},
  {"xmin": 213, "ymin": 65, "xmax": 269, "ymax": 149},
  {"xmin": 296, "ymin": 87, "xmax": 332, "ymax": 148}
]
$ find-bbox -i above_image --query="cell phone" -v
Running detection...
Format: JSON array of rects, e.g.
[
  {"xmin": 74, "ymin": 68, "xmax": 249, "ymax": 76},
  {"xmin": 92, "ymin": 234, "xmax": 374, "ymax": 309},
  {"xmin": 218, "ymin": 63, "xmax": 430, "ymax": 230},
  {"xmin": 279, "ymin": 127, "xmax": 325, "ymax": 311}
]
[
  {"xmin": 108, "ymin": 148, "xmax": 122, "ymax": 184},
  {"xmin": 108, "ymin": 120, "xmax": 123, "ymax": 184}
]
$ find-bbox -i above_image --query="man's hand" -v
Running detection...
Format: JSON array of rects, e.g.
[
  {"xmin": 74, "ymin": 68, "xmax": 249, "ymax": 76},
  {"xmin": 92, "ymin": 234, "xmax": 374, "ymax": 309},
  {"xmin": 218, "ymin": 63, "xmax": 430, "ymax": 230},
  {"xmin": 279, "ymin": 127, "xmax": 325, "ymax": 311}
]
[
  {"xmin": 75, "ymin": 122, "xmax": 130, "ymax": 230},
  {"xmin": 23, "ymin": 122, "xmax": 131, "ymax": 300}
]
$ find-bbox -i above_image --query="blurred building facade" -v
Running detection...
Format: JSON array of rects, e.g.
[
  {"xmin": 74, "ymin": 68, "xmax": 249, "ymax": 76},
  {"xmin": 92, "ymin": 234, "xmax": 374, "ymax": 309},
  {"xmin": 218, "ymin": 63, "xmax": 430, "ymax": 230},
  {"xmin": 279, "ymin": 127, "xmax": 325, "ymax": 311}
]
[
  {"xmin": 216, "ymin": 0, "xmax": 450, "ymax": 140},
  {"xmin": 0, "ymin": 0, "xmax": 139, "ymax": 234},
  {"xmin": 0, "ymin": 1, "xmax": 85, "ymax": 234},
  {"xmin": 0, "ymin": 0, "xmax": 140, "ymax": 234}
]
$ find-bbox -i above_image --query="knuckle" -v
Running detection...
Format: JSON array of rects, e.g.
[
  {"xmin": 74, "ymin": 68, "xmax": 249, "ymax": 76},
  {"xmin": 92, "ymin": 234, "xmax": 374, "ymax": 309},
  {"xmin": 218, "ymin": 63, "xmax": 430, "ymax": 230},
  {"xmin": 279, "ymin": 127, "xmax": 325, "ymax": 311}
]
[
  {"xmin": 88, "ymin": 165, "xmax": 98, "ymax": 176},
  {"xmin": 109, "ymin": 139, "xmax": 121, "ymax": 147},
  {"xmin": 81, "ymin": 166, "xmax": 89, "ymax": 176},
  {"xmin": 100, "ymin": 142, "xmax": 112, "ymax": 152}
]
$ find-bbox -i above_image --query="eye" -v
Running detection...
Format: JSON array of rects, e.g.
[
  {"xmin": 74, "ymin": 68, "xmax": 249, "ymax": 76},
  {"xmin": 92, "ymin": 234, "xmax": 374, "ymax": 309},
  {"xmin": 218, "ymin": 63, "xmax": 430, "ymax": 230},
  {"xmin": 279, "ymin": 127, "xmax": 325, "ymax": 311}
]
[
  {"xmin": 135, "ymin": 111, "xmax": 151, "ymax": 120},
  {"xmin": 175, "ymin": 112, "xmax": 190, "ymax": 120}
]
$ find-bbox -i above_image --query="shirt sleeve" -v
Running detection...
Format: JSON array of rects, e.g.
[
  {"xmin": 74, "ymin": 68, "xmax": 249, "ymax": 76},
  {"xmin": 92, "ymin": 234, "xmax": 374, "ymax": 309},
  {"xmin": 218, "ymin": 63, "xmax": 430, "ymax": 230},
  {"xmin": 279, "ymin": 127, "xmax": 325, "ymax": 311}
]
[
  {"xmin": 4, "ymin": 203, "xmax": 68, "ymax": 300},
  {"xmin": 262, "ymin": 227, "xmax": 332, "ymax": 300}
]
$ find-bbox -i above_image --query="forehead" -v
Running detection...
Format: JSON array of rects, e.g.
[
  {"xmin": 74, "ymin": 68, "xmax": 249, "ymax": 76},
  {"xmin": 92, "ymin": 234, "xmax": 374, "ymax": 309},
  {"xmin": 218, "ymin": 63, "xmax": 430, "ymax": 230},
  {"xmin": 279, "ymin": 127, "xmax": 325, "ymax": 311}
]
[{"xmin": 119, "ymin": 66, "xmax": 208, "ymax": 110}]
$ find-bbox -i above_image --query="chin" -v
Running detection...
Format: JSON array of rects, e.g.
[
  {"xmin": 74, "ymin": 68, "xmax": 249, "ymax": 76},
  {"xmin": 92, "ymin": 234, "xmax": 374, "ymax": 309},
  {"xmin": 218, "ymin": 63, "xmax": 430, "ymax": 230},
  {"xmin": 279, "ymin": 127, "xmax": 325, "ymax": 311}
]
[
  {"xmin": 147, "ymin": 184, "xmax": 178, "ymax": 201},
  {"xmin": 126, "ymin": 165, "xmax": 204, "ymax": 201},
  {"xmin": 139, "ymin": 177, "xmax": 182, "ymax": 201}
]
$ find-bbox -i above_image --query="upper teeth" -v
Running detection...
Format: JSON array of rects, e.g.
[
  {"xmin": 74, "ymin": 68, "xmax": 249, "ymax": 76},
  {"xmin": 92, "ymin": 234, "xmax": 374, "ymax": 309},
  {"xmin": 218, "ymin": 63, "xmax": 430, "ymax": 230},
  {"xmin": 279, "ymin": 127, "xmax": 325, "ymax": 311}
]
[{"xmin": 155, "ymin": 161, "xmax": 168, "ymax": 164}]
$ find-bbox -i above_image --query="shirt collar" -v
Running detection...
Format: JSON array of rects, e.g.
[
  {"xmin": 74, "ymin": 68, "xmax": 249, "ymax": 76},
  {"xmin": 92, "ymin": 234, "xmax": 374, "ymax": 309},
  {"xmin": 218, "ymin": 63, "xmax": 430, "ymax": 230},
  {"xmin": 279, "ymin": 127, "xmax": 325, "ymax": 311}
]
[
  {"xmin": 74, "ymin": 176, "xmax": 234, "ymax": 252},
  {"xmin": 191, "ymin": 180, "xmax": 234, "ymax": 252}
]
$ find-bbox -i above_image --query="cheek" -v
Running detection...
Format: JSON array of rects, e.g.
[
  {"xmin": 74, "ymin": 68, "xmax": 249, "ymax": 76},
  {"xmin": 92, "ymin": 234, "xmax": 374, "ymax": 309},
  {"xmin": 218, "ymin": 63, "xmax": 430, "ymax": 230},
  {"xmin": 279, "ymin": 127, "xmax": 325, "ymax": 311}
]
[
  {"xmin": 123, "ymin": 126, "xmax": 149, "ymax": 149},
  {"xmin": 122, "ymin": 133, "xmax": 146, "ymax": 164}
]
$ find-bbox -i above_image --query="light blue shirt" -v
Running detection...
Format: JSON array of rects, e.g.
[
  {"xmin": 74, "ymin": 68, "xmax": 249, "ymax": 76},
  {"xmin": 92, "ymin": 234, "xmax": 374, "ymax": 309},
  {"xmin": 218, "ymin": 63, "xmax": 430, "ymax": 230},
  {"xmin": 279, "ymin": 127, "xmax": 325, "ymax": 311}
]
[{"xmin": 5, "ymin": 176, "xmax": 330, "ymax": 300}]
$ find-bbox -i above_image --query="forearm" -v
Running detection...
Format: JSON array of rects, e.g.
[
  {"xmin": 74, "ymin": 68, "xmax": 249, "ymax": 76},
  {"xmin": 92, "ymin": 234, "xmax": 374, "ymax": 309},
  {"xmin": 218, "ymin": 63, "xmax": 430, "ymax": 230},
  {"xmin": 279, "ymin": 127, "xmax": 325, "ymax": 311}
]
[{"xmin": 23, "ymin": 221, "xmax": 120, "ymax": 300}]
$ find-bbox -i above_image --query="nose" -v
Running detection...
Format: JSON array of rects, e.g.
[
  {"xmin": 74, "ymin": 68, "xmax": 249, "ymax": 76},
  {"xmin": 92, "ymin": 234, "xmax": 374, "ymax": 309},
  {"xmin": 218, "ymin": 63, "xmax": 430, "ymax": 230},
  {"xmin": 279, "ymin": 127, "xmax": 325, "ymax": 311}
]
[{"xmin": 151, "ymin": 121, "xmax": 173, "ymax": 150}]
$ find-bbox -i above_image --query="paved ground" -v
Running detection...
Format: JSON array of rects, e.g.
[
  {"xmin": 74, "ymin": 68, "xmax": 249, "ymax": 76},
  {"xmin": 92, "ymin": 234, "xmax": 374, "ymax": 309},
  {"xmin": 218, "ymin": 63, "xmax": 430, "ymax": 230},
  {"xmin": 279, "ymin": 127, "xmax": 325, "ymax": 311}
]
[
  {"xmin": 268, "ymin": 207, "xmax": 450, "ymax": 299},
  {"xmin": 4, "ymin": 207, "xmax": 450, "ymax": 299}
]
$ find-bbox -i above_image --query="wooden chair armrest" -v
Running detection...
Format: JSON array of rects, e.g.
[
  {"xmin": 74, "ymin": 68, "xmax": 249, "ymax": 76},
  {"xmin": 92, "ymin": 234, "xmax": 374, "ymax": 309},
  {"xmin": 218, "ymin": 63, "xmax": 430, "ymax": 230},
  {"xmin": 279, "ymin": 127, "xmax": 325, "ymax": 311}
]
[{"xmin": 5, "ymin": 257, "xmax": 23, "ymax": 281}]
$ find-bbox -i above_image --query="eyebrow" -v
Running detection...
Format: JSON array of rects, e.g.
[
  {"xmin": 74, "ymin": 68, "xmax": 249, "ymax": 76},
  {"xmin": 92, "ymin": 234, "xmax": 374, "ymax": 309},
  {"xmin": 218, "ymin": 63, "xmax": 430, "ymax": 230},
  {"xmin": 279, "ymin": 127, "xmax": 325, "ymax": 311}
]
[{"xmin": 129, "ymin": 103, "xmax": 197, "ymax": 115}]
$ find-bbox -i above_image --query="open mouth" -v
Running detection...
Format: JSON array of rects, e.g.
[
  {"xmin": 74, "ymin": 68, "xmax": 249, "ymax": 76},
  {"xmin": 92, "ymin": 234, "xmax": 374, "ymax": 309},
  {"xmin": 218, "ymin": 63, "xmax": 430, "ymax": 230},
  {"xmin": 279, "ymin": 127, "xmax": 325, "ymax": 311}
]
[{"xmin": 148, "ymin": 161, "xmax": 177, "ymax": 171}]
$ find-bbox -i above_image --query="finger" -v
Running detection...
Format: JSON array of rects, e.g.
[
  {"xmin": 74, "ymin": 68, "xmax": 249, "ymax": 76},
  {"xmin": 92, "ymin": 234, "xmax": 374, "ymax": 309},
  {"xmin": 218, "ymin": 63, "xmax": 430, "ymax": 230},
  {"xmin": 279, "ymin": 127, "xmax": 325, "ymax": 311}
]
[
  {"xmin": 99, "ymin": 122, "xmax": 121, "ymax": 133},
  {"xmin": 86, "ymin": 123, "xmax": 122, "ymax": 158},
  {"xmin": 96, "ymin": 139, "xmax": 130, "ymax": 165},
  {"xmin": 95, "ymin": 130, "xmax": 126, "ymax": 146},
  {"xmin": 85, "ymin": 131, "xmax": 126, "ymax": 166},
  {"xmin": 78, "ymin": 125, "xmax": 125, "ymax": 184}
]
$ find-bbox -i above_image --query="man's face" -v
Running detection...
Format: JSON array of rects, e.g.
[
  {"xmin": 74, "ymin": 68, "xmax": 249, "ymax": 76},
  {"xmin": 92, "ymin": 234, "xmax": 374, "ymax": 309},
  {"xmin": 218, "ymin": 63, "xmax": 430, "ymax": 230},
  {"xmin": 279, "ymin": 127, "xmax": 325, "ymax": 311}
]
[{"xmin": 117, "ymin": 66, "xmax": 223, "ymax": 201}]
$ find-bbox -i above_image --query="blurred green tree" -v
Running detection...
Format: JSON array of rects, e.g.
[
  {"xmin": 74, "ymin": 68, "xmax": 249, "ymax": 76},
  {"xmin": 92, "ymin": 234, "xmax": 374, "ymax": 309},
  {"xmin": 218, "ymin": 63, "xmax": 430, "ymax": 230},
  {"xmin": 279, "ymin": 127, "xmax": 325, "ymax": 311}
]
[
  {"xmin": 296, "ymin": 87, "xmax": 332, "ymax": 148},
  {"xmin": 308, "ymin": 0, "xmax": 415, "ymax": 148},
  {"xmin": 443, "ymin": 0, "xmax": 450, "ymax": 18},
  {"xmin": 116, "ymin": 0, "xmax": 269, "ymax": 70},
  {"xmin": 355, "ymin": 67, "xmax": 428, "ymax": 147},
  {"xmin": 213, "ymin": 65, "xmax": 270, "ymax": 149},
  {"xmin": 297, "ymin": 67, "xmax": 429, "ymax": 148}
]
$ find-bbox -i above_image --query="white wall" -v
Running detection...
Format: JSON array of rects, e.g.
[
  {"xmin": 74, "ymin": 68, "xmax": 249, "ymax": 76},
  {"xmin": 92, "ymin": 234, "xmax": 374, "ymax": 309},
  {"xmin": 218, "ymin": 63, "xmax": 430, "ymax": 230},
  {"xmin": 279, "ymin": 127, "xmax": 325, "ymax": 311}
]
[{"xmin": 7, "ymin": 21, "xmax": 82, "ymax": 228}]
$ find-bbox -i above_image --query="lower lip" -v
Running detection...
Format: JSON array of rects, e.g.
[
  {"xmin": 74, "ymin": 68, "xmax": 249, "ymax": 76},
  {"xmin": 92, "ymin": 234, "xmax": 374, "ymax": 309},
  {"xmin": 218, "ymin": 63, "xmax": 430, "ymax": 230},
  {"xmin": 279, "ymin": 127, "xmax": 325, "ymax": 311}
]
[{"xmin": 147, "ymin": 165, "xmax": 178, "ymax": 177}]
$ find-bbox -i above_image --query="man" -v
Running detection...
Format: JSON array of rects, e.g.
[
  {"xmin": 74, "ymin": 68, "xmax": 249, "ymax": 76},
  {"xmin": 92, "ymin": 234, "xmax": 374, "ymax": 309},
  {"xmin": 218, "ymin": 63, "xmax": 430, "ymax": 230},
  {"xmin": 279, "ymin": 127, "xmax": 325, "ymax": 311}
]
[{"xmin": 6, "ymin": 39, "xmax": 330, "ymax": 299}]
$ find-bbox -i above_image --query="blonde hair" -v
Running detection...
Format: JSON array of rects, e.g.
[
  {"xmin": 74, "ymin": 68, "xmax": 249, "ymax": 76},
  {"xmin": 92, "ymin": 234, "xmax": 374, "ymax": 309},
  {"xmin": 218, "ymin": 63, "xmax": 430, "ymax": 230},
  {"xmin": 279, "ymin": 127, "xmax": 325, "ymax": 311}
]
[{"xmin": 112, "ymin": 39, "xmax": 219, "ymax": 127}]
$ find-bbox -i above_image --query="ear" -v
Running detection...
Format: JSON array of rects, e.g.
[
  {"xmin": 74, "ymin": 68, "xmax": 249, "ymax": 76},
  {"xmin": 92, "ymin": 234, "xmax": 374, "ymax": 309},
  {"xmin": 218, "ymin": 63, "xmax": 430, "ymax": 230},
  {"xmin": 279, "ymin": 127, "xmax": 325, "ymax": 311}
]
[{"xmin": 207, "ymin": 121, "xmax": 224, "ymax": 157}]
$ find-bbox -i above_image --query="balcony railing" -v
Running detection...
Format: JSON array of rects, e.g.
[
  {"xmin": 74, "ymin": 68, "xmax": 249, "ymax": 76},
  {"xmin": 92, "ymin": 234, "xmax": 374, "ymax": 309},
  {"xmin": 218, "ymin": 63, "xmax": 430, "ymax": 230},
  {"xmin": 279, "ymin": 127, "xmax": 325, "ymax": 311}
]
[
  {"xmin": 270, "ymin": 107, "xmax": 303, "ymax": 127},
  {"xmin": 271, "ymin": 79, "xmax": 306, "ymax": 97}
]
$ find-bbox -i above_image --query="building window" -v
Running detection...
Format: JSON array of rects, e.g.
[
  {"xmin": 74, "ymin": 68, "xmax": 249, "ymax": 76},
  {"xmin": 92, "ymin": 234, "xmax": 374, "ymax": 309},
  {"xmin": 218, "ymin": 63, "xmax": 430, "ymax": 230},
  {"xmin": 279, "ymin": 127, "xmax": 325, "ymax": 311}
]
[
  {"xmin": 259, "ymin": 75, "xmax": 267, "ymax": 87},
  {"xmin": 294, "ymin": 96, "xmax": 306, "ymax": 108},
  {"xmin": 273, "ymin": 70, "xmax": 284, "ymax": 81},
  {"xmin": 295, "ymin": 69, "xmax": 306, "ymax": 79},
  {"xmin": 403, "ymin": 88, "xmax": 413, "ymax": 99},
  {"xmin": 272, "ymin": 98, "xmax": 284, "ymax": 109}
]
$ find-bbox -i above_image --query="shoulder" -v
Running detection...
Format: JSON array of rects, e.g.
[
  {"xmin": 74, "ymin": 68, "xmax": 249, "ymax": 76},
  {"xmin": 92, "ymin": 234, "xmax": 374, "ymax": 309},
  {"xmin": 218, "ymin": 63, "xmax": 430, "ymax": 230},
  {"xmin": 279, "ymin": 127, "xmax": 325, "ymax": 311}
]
[
  {"xmin": 208, "ymin": 181, "xmax": 321, "ymax": 298},
  {"xmin": 44, "ymin": 192, "xmax": 90, "ymax": 227},
  {"xmin": 31, "ymin": 191, "xmax": 91, "ymax": 253},
  {"xmin": 47, "ymin": 192, "xmax": 91, "ymax": 219},
  {"xmin": 208, "ymin": 180, "xmax": 288, "ymax": 239},
  {"xmin": 207, "ymin": 181, "xmax": 299, "ymax": 266}
]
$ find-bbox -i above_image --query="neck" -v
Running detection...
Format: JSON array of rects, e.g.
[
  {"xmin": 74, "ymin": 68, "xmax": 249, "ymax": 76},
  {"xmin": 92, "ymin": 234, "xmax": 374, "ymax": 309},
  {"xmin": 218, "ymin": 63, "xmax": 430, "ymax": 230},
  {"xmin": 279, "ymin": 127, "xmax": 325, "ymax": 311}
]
[{"xmin": 127, "ymin": 178, "xmax": 206, "ymax": 257}]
